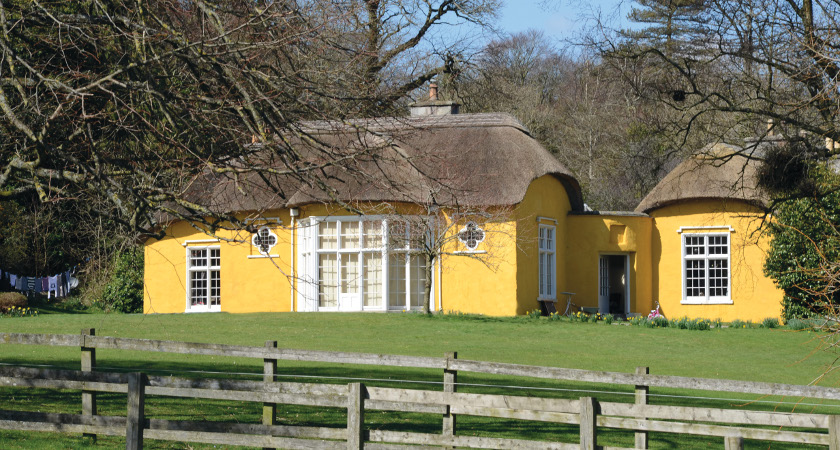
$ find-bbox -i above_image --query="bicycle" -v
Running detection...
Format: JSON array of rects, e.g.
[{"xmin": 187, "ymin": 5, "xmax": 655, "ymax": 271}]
[{"xmin": 560, "ymin": 292, "xmax": 578, "ymax": 317}]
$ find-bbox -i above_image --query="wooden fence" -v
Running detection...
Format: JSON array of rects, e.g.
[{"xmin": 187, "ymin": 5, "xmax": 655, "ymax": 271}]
[{"xmin": 2, "ymin": 330, "xmax": 840, "ymax": 449}]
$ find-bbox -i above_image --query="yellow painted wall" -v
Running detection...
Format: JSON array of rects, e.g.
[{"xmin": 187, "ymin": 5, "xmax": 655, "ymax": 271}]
[
  {"xmin": 144, "ymin": 211, "xmax": 293, "ymax": 314},
  {"xmin": 144, "ymin": 175, "xmax": 574, "ymax": 317},
  {"xmin": 512, "ymin": 175, "xmax": 574, "ymax": 315},
  {"xmin": 438, "ymin": 218, "xmax": 519, "ymax": 315},
  {"xmin": 650, "ymin": 200, "xmax": 783, "ymax": 321},
  {"xmin": 565, "ymin": 214, "xmax": 653, "ymax": 315}
]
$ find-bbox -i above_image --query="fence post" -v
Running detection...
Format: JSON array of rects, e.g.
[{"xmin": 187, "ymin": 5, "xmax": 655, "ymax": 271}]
[
  {"xmin": 126, "ymin": 372, "xmax": 146, "ymax": 450},
  {"xmin": 443, "ymin": 351, "xmax": 457, "ymax": 440},
  {"xmin": 347, "ymin": 382, "xmax": 366, "ymax": 450},
  {"xmin": 635, "ymin": 366, "xmax": 649, "ymax": 449},
  {"xmin": 580, "ymin": 396, "xmax": 597, "ymax": 450},
  {"xmin": 263, "ymin": 340, "xmax": 278, "ymax": 450},
  {"xmin": 81, "ymin": 328, "xmax": 97, "ymax": 441},
  {"xmin": 830, "ymin": 415, "xmax": 840, "ymax": 450},
  {"xmin": 724, "ymin": 436, "xmax": 744, "ymax": 450}
]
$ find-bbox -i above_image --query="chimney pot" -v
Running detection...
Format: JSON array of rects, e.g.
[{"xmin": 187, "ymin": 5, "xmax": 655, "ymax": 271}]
[{"xmin": 429, "ymin": 83, "xmax": 438, "ymax": 101}]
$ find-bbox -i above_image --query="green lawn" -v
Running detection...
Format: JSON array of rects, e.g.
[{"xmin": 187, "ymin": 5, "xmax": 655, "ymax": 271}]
[{"xmin": 1, "ymin": 311, "xmax": 839, "ymax": 449}]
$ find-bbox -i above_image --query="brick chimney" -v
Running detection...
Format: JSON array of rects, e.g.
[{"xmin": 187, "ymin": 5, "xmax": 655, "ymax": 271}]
[{"xmin": 409, "ymin": 83, "xmax": 459, "ymax": 116}]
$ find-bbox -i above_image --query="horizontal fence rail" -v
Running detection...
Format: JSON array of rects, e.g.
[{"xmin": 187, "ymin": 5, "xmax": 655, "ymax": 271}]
[
  {"xmin": 3, "ymin": 331, "xmax": 840, "ymax": 449},
  {"xmin": 4, "ymin": 331, "xmax": 840, "ymax": 400},
  {"xmin": 1, "ymin": 365, "xmax": 838, "ymax": 449}
]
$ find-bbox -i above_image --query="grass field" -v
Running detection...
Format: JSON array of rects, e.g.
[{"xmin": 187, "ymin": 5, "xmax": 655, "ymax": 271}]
[{"xmin": 2, "ymin": 311, "xmax": 840, "ymax": 448}]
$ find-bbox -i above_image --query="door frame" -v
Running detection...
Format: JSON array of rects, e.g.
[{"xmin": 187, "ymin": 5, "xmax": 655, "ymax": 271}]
[{"xmin": 598, "ymin": 253, "xmax": 632, "ymax": 315}]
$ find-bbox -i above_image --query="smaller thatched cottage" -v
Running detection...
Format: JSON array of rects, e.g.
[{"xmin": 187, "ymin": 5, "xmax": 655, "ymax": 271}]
[{"xmin": 143, "ymin": 96, "xmax": 784, "ymax": 320}]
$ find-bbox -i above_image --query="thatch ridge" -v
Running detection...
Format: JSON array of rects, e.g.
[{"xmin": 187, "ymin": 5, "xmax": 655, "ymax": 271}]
[
  {"xmin": 635, "ymin": 143, "xmax": 768, "ymax": 214},
  {"xmin": 186, "ymin": 113, "xmax": 583, "ymax": 217}
]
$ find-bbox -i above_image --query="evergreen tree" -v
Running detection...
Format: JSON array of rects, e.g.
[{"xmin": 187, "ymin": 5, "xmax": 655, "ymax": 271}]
[{"xmin": 625, "ymin": 0, "xmax": 711, "ymax": 57}]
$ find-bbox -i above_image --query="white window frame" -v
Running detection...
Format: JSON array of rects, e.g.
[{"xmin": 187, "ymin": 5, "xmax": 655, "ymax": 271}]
[
  {"xmin": 538, "ymin": 224, "xmax": 556, "ymax": 300},
  {"xmin": 185, "ymin": 246, "xmax": 221, "ymax": 313},
  {"xmin": 457, "ymin": 221, "xmax": 485, "ymax": 251},
  {"xmin": 297, "ymin": 216, "xmax": 432, "ymax": 312},
  {"xmin": 251, "ymin": 226, "xmax": 279, "ymax": 256},
  {"xmin": 681, "ymin": 232, "xmax": 732, "ymax": 304}
]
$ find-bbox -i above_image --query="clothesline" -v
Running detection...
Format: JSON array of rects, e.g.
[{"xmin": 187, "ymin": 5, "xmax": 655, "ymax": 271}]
[{"xmin": 2, "ymin": 269, "xmax": 78, "ymax": 299}]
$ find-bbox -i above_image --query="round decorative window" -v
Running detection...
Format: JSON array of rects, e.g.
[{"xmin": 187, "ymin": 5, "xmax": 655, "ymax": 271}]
[
  {"xmin": 252, "ymin": 226, "xmax": 278, "ymax": 255},
  {"xmin": 458, "ymin": 221, "xmax": 485, "ymax": 251}
]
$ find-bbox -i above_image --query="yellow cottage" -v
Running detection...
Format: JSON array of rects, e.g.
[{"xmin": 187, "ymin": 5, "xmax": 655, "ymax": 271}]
[{"xmin": 144, "ymin": 102, "xmax": 783, "ymax": 321}]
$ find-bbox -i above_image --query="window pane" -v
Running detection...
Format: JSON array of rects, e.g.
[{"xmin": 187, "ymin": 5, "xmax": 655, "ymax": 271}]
[
  {"xmin": 319, "ymin": 221, "xmax": 337, "ymax": 250},
  {"xmin": 409, "ymin": 255, "xmax": 426, "ymax": 309},
  {"xmin": 210, "ymin": 248, "xmax": 220, "ymax": 267},
  {"xmin": 685, "ymin": 236, "xmax": 705, "ymax": 255},
  {"xmin": 388, "ymin": 221, "xmax": 407, "ymax": 249},
  {"xmin": 319, "ymin": 254, "xmax": 337, "ymax": 308},
  {"xmin": 685, "ymin": 259, "xmax": 706, "ymax": 297},
  {"xmin": 708, "ymin": 259, "xmax": 728, "ymax": 296},
  {"xmin": 190, "ymin": 271, "xmax": 207, "ymax": 306},
  {"xmin": 546, "ymin": 255, "xmax": 553, "ymax": 295},
  {"xmin": 190, "ymin": 249, "xmax": 207, "ymax": 267},
  {"xmin": 341, "ymin": 253, "xmax": 359, "ymax": 294},
  {"xmin": 388, "ymin": 253, "xmax": 406, "ymax": 308},
  {"xmin": 363, "ymin": 221, "xmax": 383, "ymax": 248},
  {"xmin": 363, "ymin": 253, "xmax": 383, "ymax": 307},
  {"xmin": 209, "ymin": 270, "xmax": 220, "ymax": 306},
  {"xmin": 709, "ymin": 235, "xmax": 728, "ymax": 255},
  {"xmin": 341, "ymin": 221, "xmax": 360, "ymax": 249}
]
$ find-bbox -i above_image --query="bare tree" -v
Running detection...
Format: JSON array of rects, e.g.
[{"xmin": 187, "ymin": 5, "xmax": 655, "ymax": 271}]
[
  {"xmin": 593, "ymin": 0, "xmax": 840, "ymax": 152},
  {"xmin": 0, "ymin": 0, "xmax": 499, "ymax": 236},
  {"xmin": 370, "ymin": 201, "xmax": 515, "ymax": 314}
]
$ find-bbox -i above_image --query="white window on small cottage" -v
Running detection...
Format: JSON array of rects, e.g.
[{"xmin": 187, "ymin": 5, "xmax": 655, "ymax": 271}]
[
  {"xmin": 682, "ymin": 233, "xmax": 731, "ymax": 304},
  {"xmin": 458, "ymin": 221, "xmax": 485, "ymax": 251},
  {"xmin": 538, "ymin": 225, "xmax": 556, "ymax": 300},
  {"xmin": 187, "ymin": 247, "xmax": 220, "ymax": 312},
  {"xmin": 297, "ymin": 216, "xmax": 430, "ymax": 312},
  {"xmin": 252, "ymin": 226, "xmax": 278, "ymax": 255}
]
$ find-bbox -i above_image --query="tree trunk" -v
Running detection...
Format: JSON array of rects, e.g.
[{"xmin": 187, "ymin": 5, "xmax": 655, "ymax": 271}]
[{"xmin": 423, "ymin": 254, "xmax": 434, "ymax": 314}]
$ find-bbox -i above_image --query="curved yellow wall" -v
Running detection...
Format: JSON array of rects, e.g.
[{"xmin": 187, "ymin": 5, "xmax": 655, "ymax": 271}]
[
  {"xmin": 650, "ymin": 200, "xmax": 782, "ymax": 322},
  {"xmin": 439, "ymin": 218, "xmax": 518, "ymax": 315},
  {"xmin": 512, "ymin": 175, "xmax": 574, "ymax": 315},
  {"xmin": 565, "ymin": 214, "xmax": 653, "ymax": 314}
]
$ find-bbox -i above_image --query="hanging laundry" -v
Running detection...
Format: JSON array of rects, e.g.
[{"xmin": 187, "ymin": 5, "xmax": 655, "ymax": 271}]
[{"xmin": 48, "ymin": 276, "xmax": 58, "ymax": 299}]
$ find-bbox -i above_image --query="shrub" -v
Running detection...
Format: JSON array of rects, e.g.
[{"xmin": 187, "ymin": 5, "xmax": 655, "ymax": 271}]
[
  {"xmin": 712, "ymin": 318, "xmax": 723, "ymax": 329},
  {"xmin": 645, "ymin": 316, "xmax": 669, "ymax": 328},
  {"xmin": 527, "ymin": 308, "xmax": 542, "ymax": 319},
  {"xmin": 588, "ymin": 312, "xmax": 601, "ymax": 323},
  {"xmin": 604, "ymin": 314, "xmax": 615, "ymax": 325},
  {"xmin": 786, "ymin": 317, "xmax": 818, "ymax": 330},
  {"xmin": 760, "ymin": 317, "xmax": 781, "ymax": 329},
  {"xmin": 730, "ymin": 319, "xmax": 747, "ymax": 329},
  {"xmin": 629, "ymin": 315, "xmax": 647, "ymax": 326},
  {"xmin": 690, "ymin": 318, "xmax": 711, "ymax": 331},
  {"xmin": 101, "ymin": 247, "xmax": 144, "ymax": 313},
  {"xmin": 673, "ymin": 317, "xmax": 689, "ymax": 329},
  {"xmin": 0, "ymin": 292, "xmax": 27, "ymax": 310}
]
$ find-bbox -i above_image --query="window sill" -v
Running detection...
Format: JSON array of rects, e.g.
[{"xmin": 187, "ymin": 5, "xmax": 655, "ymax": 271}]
[
  {"xmin": 451, "ymin": 250, "xmax": 487, "ymax": 255},
  {"xmin": 184, "ymin": 308, "xmax": 222, "ymax": 313},
  {"xmin": 247, "ymin": 254, "xmax": 282, "ymax": 259},
  {"xmin": 680, "ymin": 299, "xmax": 733, "ymax": 305}
]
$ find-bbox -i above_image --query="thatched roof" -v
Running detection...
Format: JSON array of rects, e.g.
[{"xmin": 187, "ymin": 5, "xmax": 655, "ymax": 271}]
[
  {"xmin": 198, "ymin": 113, "xmax": 583, "ymax": 215},
  {"xmin": 635, "ymin": 143, "xmax": 768, "ymax": 214}
]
